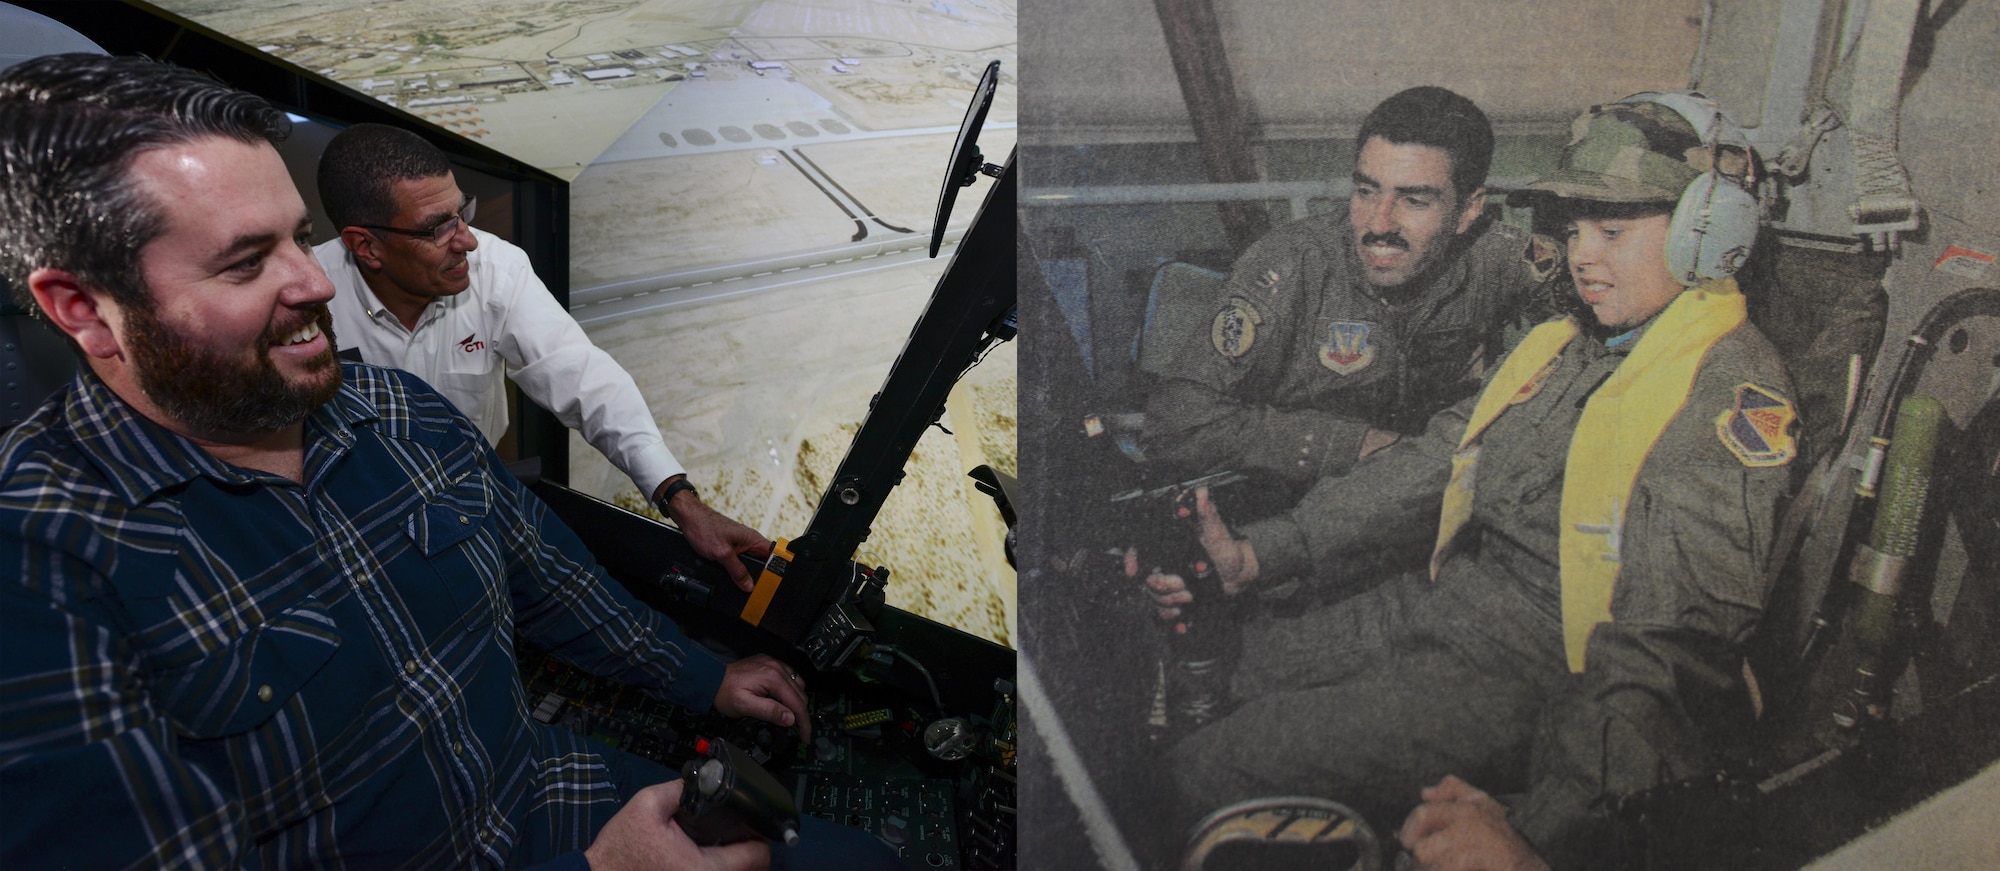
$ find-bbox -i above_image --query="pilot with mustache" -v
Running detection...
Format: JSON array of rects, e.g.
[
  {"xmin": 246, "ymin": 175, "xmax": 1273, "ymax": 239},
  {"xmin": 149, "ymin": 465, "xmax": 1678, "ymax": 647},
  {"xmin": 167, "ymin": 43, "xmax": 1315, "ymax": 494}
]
[
  {"xmin": 313, "ymin": 124, "xmax": 769, "ymax": 590},
  {"xmin": 1143, "ymin": 85, "xmax": 1545, "ymax": 493}
]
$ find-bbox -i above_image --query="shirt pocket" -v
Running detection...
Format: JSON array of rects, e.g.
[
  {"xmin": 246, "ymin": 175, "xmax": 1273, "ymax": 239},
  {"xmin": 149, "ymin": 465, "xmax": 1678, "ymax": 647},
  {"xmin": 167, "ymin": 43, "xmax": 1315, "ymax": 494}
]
[
  {"xmin": 155, "ymin": 597, "xmax": 341, "ymax": 739},
  {"xmin": 405, "ymin": 467, "xmax": 506, "ymax": 636},
  {"xmin": 407, "ymin": 467, "xmax": 492, "ymax": 557}
]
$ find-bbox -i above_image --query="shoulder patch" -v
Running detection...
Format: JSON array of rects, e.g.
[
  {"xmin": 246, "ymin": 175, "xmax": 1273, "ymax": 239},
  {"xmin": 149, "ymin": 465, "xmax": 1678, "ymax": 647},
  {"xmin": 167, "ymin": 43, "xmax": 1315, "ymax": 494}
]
[
  {"xmin": 1319, "ymin": 321, "xmax": 1377, "ymax": 375},
  {"xmin": 1525, "ymin": 233, "xmax": 1565, "ymax": 283},
  {"xmin": 1212, "ymin": 297, "xmax": 1263, "ymax": 359},
  {"xmin": 1716, "ymin": 383, "xmax": 1796, "ymax": 467}
]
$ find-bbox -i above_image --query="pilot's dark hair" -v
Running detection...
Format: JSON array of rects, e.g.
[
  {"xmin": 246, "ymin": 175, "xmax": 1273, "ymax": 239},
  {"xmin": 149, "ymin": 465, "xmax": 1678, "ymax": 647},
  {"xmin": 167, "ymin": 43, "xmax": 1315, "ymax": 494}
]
[
  {"xmin": 317, "ymin": 123, "xmax": 452, "ymax": 230},
  {"xmin": 1356, "ymin": 86, "xmax": 1494, "ymax": 201},
  {"xmin": 0, "ymin": 53, "xmax": 290, "ymax": 314}
]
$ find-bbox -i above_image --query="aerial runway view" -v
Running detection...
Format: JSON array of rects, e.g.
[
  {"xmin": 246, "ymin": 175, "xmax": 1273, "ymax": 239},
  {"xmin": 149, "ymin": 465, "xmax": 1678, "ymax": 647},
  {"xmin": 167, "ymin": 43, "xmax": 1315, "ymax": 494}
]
[{"xmin": 157, "ymin": 0, "xmax": 1020, "ymax": 646}]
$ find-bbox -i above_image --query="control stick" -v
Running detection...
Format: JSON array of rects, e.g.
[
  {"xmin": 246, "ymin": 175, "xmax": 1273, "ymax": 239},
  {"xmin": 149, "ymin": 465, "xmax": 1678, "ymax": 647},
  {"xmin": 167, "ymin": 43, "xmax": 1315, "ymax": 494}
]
[{"xmin": 677, "ymin": 737, "xmax": 802, "ymax": 847}]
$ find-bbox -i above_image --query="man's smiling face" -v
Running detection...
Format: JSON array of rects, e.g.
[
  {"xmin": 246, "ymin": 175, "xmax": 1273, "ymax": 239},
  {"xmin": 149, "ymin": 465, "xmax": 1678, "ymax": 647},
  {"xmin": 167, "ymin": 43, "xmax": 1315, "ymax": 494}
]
[
  {"xmin": 122, "ymin": 135, "xmax": 341, "ymax": 436},
  {"xmin": 1349, "ymin": 136, "xmax": 1485, "ymax": 290},
  {"xmin": 363, "ymin": 171, "xmax": 480, "ymax": 303}
]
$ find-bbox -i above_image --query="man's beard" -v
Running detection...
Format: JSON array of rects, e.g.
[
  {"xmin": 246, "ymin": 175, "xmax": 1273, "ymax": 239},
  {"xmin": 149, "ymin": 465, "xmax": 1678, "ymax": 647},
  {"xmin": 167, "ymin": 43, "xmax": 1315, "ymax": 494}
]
[{"xmin": 123, "ymin": 302, "xmax": 342, "ymax": 436}]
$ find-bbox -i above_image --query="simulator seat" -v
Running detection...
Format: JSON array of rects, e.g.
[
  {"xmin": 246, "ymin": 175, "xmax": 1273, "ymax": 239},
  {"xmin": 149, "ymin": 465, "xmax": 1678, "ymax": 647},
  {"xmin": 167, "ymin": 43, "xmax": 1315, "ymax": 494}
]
[{"xmin": 1, "ymin": 295, "xmax": 76, "ymax": 431}]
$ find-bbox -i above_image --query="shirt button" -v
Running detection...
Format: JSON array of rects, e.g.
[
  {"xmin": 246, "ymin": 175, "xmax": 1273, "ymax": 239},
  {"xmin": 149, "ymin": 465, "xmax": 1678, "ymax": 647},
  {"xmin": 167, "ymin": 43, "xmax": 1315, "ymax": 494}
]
[
  {"xmin": 405, "ymin": 660, "xmax": 419, "ymax": 675},
  {"xmin": 453, "ymin": 741, "xmax": 464, "ymax": 756},
  {"xmin": 257, "ymin": 684, "xmax": 274, "ymax": 703},
  {"xmin": 459, "ymin": 514, "xmax": 469, "ymax": 525}
]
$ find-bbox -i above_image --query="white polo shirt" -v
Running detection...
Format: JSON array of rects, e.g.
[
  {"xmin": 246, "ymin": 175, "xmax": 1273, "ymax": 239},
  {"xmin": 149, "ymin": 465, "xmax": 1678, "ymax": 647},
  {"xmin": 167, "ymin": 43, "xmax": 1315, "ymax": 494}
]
[{"xmin": 316, "ymin": 227, "xmax": 684, "ymax": 495}]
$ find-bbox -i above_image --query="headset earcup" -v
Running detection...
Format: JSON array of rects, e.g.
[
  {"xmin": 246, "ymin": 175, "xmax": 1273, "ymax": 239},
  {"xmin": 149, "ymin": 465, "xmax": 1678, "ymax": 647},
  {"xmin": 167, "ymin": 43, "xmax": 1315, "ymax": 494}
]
[{"xmin": 1667, "ymin": 171, "xmax": 1761, "ymax": 284}]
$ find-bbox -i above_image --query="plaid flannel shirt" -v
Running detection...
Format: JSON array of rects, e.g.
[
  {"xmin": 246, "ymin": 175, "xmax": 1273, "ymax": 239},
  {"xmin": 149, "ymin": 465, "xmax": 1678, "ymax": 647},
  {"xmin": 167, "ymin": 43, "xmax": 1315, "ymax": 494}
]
[{"xmin": 0, "ymin": 362, "xmax": 724, "ymax": 869}]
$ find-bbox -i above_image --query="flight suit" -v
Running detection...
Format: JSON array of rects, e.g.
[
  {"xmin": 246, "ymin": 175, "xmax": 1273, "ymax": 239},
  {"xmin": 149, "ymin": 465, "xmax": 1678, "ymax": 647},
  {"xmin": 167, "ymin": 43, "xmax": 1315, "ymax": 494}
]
[
  {"xmin": 1180, "ymin": 288, "xmax": 1797, "ymax": 868},
  {"xmin": 1142, "ymin": 206, "xmax": 1541, "ymax": 487}
]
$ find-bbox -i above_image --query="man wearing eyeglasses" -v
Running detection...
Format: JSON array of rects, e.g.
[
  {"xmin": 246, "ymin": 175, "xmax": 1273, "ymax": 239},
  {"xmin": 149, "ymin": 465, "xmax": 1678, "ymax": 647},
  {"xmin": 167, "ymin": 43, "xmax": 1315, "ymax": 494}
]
[{"xmin": 314, "ymin": 123, "xmax": 769, "ymax": 590}]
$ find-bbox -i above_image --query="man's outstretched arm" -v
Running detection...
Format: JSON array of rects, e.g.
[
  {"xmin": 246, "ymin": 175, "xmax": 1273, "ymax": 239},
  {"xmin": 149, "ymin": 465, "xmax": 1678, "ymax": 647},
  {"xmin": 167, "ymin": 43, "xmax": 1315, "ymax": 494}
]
[{"xmin": 486, "ymin": 239, "xmax": 772, "ymax": 586}]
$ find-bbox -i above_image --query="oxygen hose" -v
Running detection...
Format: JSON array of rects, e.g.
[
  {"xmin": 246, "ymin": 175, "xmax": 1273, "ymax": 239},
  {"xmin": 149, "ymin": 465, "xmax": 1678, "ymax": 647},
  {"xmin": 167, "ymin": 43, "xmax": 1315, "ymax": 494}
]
[
  {"xmin": 1835, "ymin": 393, "xmax": 1943, "ymax": 727},
  {"xmin": 1795, "ymin": 289, "xmax": 2000, "ymax": 667}
]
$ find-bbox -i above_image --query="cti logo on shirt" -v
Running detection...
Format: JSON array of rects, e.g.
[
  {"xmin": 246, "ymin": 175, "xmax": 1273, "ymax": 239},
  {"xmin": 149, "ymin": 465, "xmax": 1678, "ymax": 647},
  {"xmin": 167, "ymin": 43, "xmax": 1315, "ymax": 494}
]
[{"xmin": 458, "ymin": 333, "xmax": 485, "ymax": 353}]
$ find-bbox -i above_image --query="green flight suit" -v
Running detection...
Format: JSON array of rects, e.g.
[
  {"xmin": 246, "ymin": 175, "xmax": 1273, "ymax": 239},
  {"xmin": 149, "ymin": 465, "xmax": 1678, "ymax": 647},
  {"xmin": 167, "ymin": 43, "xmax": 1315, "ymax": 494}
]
[
  {"xmin": 1177, "ymin": 307, "xmax": 1797, "ymax": 869},
  {"xmin": 1142, "ymin": 206, "xmax": 1540, "ymax": 487}
]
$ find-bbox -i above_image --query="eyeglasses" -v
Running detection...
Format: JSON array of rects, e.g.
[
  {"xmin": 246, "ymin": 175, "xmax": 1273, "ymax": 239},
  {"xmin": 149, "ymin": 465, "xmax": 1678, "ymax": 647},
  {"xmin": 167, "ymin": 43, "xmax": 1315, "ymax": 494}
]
[{"xmin": 355, "ymin": 196, "xmax": 476, "ymax": 245}]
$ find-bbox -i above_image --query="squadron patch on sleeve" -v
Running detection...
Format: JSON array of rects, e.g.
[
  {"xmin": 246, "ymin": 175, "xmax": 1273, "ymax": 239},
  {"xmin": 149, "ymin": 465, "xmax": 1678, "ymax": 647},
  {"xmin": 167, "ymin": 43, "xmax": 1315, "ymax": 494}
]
[
  {"xmin": 1212, "ymin": 297, "xmax": 1263, "ymax": 359},
  {"xmin": 1524, "ymin": 233, "xmax": 1565, "ymax": 283},
  {"xmin": 1716, "ymin": 383, "xmax": 1797, "ymax": 467},
  {"xmin": 1319, "ymin": 321, "xmax": 1377, "ymax": 375}
]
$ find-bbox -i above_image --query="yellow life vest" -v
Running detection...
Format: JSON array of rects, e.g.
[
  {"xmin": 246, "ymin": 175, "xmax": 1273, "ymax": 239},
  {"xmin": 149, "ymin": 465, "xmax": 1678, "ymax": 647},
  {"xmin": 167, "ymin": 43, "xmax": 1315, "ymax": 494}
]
[{"xmin": 1432, "ymin": 280, "xmax": 1747, "ymax": 672}]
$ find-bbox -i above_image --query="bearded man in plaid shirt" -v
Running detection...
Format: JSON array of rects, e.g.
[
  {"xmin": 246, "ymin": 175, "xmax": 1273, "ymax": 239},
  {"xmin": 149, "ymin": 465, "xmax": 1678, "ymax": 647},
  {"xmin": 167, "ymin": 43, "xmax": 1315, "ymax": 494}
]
[{"xmin": 0, "ymin": 53, "xmax": 896, "ymax": 871}]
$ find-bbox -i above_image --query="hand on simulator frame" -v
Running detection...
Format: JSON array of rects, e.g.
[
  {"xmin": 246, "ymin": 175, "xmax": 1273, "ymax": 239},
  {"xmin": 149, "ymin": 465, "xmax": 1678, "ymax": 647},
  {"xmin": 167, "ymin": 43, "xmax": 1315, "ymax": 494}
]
[
  {"xmin": 584, "ymin": 779, "xmax": 772, "ymax": 871},
  {"xmin": 714, "ymin": 655, "xmax": 812, "ymax": 742},
  {"xmin": 1396, "ymin": 776, "xmax": 1550, "ymax": 871},
  {"xmin": 658, "ymin": 479, "xmax": 772, "ymax": 593},
  {"xmin": 1134, "ymin": 487, "xmax": 1260, "ymax": 621}
]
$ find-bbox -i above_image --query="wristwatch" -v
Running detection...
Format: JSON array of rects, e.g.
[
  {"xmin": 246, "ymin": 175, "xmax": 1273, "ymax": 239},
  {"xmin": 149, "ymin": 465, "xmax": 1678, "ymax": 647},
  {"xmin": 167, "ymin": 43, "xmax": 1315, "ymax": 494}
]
[{"xmin": 653, "ymin": 477, "xmax": 698, "ymax": 516}]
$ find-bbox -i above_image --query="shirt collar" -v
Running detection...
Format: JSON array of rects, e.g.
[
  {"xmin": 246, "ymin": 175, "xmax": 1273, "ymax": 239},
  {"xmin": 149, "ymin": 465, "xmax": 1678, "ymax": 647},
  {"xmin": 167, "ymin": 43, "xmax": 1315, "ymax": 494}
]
[
  {"xmin": 338, "ymin": 247, "xmax": 457, "ymax": 327},
  {"xmin": 62, "ymin": 364, "xmax": 382, "ymax": 506},
  {"xmin": 1576, "ymin": 314, "xmax": 1656, "ymax": 359},
  {"xmin": 334, "ymin": 247, "xmax": 394, "ymax": 320}
]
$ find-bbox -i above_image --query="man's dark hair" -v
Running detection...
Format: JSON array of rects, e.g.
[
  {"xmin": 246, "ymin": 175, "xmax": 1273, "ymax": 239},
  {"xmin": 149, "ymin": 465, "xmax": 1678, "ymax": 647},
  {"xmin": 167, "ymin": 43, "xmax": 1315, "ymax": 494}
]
[
  {"xmin": 1356, "ymin": 86, "xmax": 1494, "ymax": 201},
  {"xmin": 0, "ymin": 53, "xmax": 290, "ymax": 314},
  {"xmin": 317, "ymin": 123, "xmax": 452, "ymax": 229}
]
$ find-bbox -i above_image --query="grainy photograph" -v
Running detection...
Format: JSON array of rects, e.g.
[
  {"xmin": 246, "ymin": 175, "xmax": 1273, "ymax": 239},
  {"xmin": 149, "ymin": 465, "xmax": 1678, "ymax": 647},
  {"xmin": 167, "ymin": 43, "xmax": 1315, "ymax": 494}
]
[{"xmin": 1015, "ymin": 1, "xmax": 2000, "ymax": 869}]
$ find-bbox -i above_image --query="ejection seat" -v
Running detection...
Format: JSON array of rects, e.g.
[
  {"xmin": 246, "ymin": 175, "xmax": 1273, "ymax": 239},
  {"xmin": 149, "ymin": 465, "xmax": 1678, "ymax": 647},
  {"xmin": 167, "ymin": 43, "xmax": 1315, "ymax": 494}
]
[
  {"xmin": 1073, "ymin": 258, "xmax": 1235, "ymax": 467},
  {"xmin": 1133, "ymin": 261, "xmax": 1233, "ymax": 383}
]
